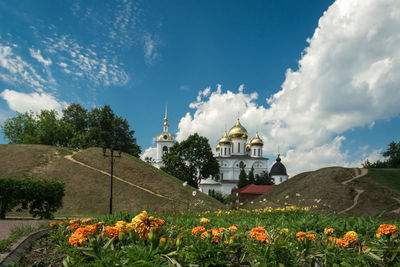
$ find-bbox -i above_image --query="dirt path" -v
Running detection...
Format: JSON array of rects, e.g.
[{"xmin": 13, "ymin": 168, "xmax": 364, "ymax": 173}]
[
  {"xmin": 64, "ymin": 153, "xmax": 173, "ymax": 201},
  {"xmin": 337, "ymin": 168, "xmax": 368, "ymax": 214}
]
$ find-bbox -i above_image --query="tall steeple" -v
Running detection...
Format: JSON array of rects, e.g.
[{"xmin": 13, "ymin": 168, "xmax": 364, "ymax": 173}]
[{"xmin": 163, "ymin": 104, "xmax": 168, "ymax": 132}]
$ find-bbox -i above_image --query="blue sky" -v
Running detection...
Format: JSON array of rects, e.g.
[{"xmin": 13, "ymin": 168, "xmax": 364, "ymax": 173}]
[{"xmin": 1, "ymin": 0, "xmax": 399, "ymax": 175}]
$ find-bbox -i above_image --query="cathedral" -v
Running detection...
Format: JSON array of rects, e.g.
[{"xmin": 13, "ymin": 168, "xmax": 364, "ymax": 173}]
[
  {"xmin": 199, "ymin": 118, "xmax": 269, "ymax": 195},
  {"xmin": 150, "ymin": 108, "xmax": 288, "ymax": 195}
]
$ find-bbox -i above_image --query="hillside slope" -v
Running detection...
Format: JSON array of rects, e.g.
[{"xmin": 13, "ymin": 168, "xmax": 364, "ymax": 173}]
[
  {"xmin": 246, "ymin": 167, "xmax": 400, "ymax": 221},
  {"xmin": 0, "ymin": 144, "xmax": 223, "ymax": 216}
]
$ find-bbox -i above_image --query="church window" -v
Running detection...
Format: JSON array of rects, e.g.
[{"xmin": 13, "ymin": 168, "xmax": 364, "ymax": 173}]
[
  {"xmin": 162, "ymin": 146, "xmax": 168, "ymax": 155},
  {"xmin": 228, "ymin": 148, "xmax": 230, "ymax": 154},
  {"xmin": 238, "ymin": 143, "xmax": 240, "ymax": 153},
  {"xmin": 220, "ymin": 173, "xmax": 224, "ymax": 181},
  {"xmin": 224, "ymin": 147, "xmax": 227, "ymax": 155},
  {"xmin": 232, "ymin": 143, "xmax": 234, "ymax": 152}
]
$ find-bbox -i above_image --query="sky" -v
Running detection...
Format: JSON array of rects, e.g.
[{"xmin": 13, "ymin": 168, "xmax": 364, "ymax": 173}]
[{"xmin": 1, "ymin": 0, "xmax": 400, "ymax": 176}]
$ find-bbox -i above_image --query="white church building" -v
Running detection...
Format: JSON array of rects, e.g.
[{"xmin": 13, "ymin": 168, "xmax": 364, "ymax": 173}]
[
  {"xmin": 148, "ymin": 109, "xmax": 288, "ymax": 195},
  {"xmin": 199, "ymin": 118, "xmax": 270, "ymax": 195}
]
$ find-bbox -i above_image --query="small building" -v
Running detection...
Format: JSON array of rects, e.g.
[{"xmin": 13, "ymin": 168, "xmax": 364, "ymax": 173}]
[
  {"xmin": 270, "ymin": 154, "xmax": 289, "ymax": 185},
  {"xmin": 238, "ymin": 184, "xmax": 275, "ymax": 202}
]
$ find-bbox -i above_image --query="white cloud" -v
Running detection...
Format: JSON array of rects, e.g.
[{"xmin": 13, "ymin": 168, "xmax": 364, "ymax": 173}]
[
  {"xmin": 29, "ymin": 48, "xmax": 52, "ymax": 66},
  {"xmin": 0, "ymin": 89, "xmax": 68, "ymax": 114},
  {"xmin": 0, "ymin": 44, "xmax": 46, "ymax": 89},
  {"xmin": 140, "ymin": 147, "xmax": 157, "ymax": 161},
  {"xmin": 143, "ymin": 33, "xmax": 159, "ymax": 65},
  {"xmin": 173, "ymin": 0, "xmax": 400, "ymax": 175}
]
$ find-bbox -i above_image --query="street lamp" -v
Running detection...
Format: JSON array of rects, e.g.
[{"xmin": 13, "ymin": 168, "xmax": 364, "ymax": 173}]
[{"xmin": 103, "ymin": 143, "xmax": 122, "ymax": 214}]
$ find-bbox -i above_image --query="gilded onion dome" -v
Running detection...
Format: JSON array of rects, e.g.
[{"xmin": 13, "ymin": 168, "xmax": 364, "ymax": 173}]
[
  {"xmin": 218, "ymin": 131, "xmax": 232, "ymax": 146},
  {"xmin": 250, "ymin": 132, "xmax": 263, "ymax": 146},
  {"xmin": 157, "ymin": 132, "xmax": 174, "ymax": 141},
  {"xmin": 216, "ymin": 144, "xmax": 220, "ymax": 151},
  {"xmin": 246, "ymin": 141, "xmax": 251, "ymax": 152},
  {"xmin": 228, "ymin": 119, "xmax": 248, "ymax": 139}
]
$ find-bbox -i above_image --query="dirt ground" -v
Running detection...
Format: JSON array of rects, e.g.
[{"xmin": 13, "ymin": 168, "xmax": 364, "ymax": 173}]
[{"xmin": 0, "ymin": 219, "xmax": 46, "ymax": 240}]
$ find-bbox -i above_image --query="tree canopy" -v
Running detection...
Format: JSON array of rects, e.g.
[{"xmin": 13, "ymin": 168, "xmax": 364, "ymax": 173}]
[
  {"xmin": 1, "ymin": 104, "xmax": 141, "ymax": 157},
  {"xmin": 362, "ymin": 141, "xmax": 400, "ymax": 168},
  {"xmin": 161, "ymin": 133, "xmax": 219, "ymax": 188}
]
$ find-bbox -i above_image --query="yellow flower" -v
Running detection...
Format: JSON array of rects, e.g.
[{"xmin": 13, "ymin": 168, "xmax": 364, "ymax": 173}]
[
  {"xmin": 130, "ymin": 211, "xmax": 165, "ymax": 240},
  {"xmin": 343, "ymin": 231, "xmax": 357, "ymax": 243},
  {"xmin": 324, "ymin": 226, "xmax": 334, "ymax": 236},
  {"xmin": 115, "ymin": 220, "xmax": 128, "ymax": 231},
  {"xmin": 200, "ymin": 218, "xmax": 210, "ymax": 224},
  {"xmin": 82, "ymin": 218, "xmax": 93, "ymax": 224}
]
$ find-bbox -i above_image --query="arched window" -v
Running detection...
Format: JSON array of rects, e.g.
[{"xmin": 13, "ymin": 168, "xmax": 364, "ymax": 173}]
[{"xmin": 162, "ymin": 146, "xmax": 168, "ymax": 155}]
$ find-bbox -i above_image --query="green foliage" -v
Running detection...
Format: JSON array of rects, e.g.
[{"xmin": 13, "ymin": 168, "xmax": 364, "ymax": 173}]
[
  {"xmin": 0, "ymin": 225, "xmax": 38, "ymax": 253},
  {"xmin": 0, "ymin": 178, "xmax": 64, "ymax": 219},
  {"xmin": 255, "ymin": 170, "xmax": 274, "ymax": 185},
  {"xmin": 362, "ymin": 140, "xmax": 400, "ymax": 168},
  {"xmin": 1, "ymin": 104, "xmax": 141, "ymax": 157},
  {"xmin": 46, "ymin": 208, "xmax": 400, "ymax": 266},
  {"xmin": 248, "ymin": 166, "xmax": 255, "ymax": 184},
  {"xmin": 161, "ymin": 133, "xmax": 219, "ymax": 188},
  {"xmin": 237, "ymin": 166, "xmax": 248, "ymax": 189}
]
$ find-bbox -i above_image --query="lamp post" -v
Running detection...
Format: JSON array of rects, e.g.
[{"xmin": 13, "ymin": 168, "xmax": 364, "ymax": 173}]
[{"xmin": 103, "ymin": 143, "xmax": 121, "ymax": 214}]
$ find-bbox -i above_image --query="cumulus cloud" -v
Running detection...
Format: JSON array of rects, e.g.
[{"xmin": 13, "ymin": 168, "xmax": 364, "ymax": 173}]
[
  {"xmin": 29, "ymin": 48, "xmax": 52, "ymax": 66},
  {"xmin": 170, "ymin": 0, "xmax": 400, "ymax": 175},
  {"xmin": 0, "ymin": 89, "xmax": 68, "ymax": 114},
  {"xmin": 140, "ymin": 147, "xmax": 157, "ymax": 161}
]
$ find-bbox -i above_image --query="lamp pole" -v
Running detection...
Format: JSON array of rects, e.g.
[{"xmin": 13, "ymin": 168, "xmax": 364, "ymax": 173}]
[{"xmin": 103, "ymin": 143, "xmax": 121, "ymax": 214}]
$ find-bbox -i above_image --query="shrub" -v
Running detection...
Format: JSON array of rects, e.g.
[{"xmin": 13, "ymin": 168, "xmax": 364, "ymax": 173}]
[{"xmin": 0, "ymin": 178, "xmax": 65, "ymax": 219}]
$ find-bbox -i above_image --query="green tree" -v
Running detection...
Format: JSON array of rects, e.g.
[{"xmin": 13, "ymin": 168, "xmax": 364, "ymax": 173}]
[
  {"xmin": 161, "ymin": 133, "xmax": 219, "ymax": 188},
  {"xmin": 362, "ymin": 140, "xmax": 400, "ymax": 168},
  {"xmin": 237, "ymin": 166, "xmax": 248, "ymax": 189},
  {"xmin": 61, "ymin": 104, "xmax": 89, "ymax": 148},
  {"xmin": 2, "ymin": 112, "xmax": 39, "ymax": 144},
  {"xmin": 248, "ymin": 166, "xmax": 255, "ymax": 184},
  {"xmin": 255, "ymin": 171, "xmax": 274, "ymax": 185}
]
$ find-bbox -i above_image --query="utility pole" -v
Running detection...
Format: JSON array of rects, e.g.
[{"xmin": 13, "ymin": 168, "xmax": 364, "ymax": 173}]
[{"xmin": 103, "ymin": 143, "xmax": 121, "ymax": 214}]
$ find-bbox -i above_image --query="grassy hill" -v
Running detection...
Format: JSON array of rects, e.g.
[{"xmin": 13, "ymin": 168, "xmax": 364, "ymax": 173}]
[
  {"xmin": 363, "ymin": 168, "xmax": 400, "ymax": 193},
  {"xmin": 0, "ymin": 144, "xmax": 223, "ymax": 217},
  {"xmin": 245, "ymin": 167, "xmax": 400, "ymax": 221}
]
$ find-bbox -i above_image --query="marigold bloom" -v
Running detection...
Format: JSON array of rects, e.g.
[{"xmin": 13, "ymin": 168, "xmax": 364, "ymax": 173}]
[
  {"xmin": 306, "ymin": 233, "xmax": 316, "ymax": 241},
  {"xmin": 159, "ymin": 237, "xmax": 166, "ymax": 244},
  {"xmin": 81, "ymin": 218, "xmax": 93, "ymax": 224},
  {"xmin": 211, "ymin": 228, "xmax": 221, "ymax": 244},
  {"xmin": 130, "ymin": 211, "xmax": 165, "ymax": 240},
  {"xmin": 335, "ymin": 238, "xmax": 349, "ymax": 248},
  {"xmin": 115, "ymin": 220, "xmax": 128, "ymax": 231},
  {"xmin": 201, "ymin": 231, "xmax": 209, "ymax": 240},
  {"xmin": 200, "ymin": 218, "xmax": 210, "ymax": 224},
  {"xmin": 192, "ymin": 226, "xmax": 206, "ymax": 236},
  {"xmin": 343, "ymin": 231, "xmax": 357, "ymax": 243},
  {"xmin": 280, "ymin": 228, "xmax": 289, "ymax": 233},
  {"xmin": 228, "ymin": 225, "xmax": 238, "ymax": 232},
  {"xmin": 67, "ymin": 223, "xmax": 80, "ymax": 230},
  {"xmin": 249, "ymin": 227, "xmax": 269, "ymax": 243},
  {"xmin": 324, "ymin": 227, "xmax": 334, "ymax": 236},
  {"xmin": 296, "ymin": 232, "xmax": 306, "ymax": 241},
  {"xmin": 69, "ymin": 219, "xmax": 80, "ymax": 224},
  {"xmin": 59, "ymin": 221, "xmax": 65, "ymax": 226},
  {"xmin": 362, "ymin": 246, "xmax": 370, "ymax": 250},
  {"xmin": 102, "ymin": 226, "xmax": 122, "ymax": 241},
  {"xmin": 219, "ymin": 227, "xmax": 225, "ymax": 232},
  {"xmin": 68, "ymin": 224, "xmax": 99, "ymax": 246},
  {"xmin": 49, "ymin": 222, "xmax": 57, "ymax": 227},
  {"xmin": 377, "ymin": 224, "xmax": 398, "ymax": 237}
]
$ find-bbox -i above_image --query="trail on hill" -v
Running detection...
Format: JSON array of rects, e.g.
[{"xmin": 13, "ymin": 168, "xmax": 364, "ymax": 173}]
[
  {"xmin": 338, "ymin": 168, "xmax": 368, "ymax": 214},
  {"xmin": 64, "ymin": 153, "xmax": 174, "ymax": 201}
]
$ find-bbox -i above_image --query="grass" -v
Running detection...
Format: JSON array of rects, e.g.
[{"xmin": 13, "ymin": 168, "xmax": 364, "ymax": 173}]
[
  {"xmin": 0, "ymin": 224, "xmax": 47, "ymax": 253},
  {"xmin": 364, "ymin": 168, "xmax": 400, "ymax": 194},
  {"xmin": 0, "ymin": 144, "xmax": 223, "ymax": 217}
]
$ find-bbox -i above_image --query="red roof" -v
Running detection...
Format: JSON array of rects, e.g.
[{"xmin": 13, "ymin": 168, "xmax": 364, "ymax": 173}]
[{"xmin": 239, "ymin": 184, "xmax": 275, "ymax": 195}]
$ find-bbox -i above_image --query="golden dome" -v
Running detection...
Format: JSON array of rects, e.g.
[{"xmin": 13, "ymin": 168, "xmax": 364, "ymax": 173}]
[
  {"xmin": 246, "ymin": 141, "xmax": 251, "ymax": 152},
  {"xmin": 216, "ymin": 144, "xmax": 220, "ymax": 151},
  {"xmin": 218, "ymin": 131, "xmax": 232, "ymax": 145},
  {"xmin": 250, "ymin": 132, "xmax": 263, "ymax": 146},
  {"xmin": 157, "ymin": 132, "xmax": 174, "ymax": 141},
  {"xmin": 228, "ymin": 119, "xmax": 248, "ymax": 139}
]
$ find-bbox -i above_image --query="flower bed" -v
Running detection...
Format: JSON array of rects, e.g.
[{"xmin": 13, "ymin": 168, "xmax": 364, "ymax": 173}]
[{"xmin": 46, "ymin": 206, "xmax": 400, "ymax": 266}]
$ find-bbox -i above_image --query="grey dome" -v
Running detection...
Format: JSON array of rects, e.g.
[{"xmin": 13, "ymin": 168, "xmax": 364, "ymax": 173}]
[{"xmin": 270, "ymin": 156, "xmax": 287, "ymax": 175}]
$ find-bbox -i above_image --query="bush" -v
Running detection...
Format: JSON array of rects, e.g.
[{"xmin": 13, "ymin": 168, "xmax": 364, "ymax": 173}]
[{"xmin": 0, "ymin": 178, "xmax": 65, "ymax": 219}]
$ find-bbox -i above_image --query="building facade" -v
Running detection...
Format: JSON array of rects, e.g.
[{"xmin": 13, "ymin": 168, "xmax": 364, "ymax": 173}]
[
  {"xmin": 153, "ymin": 106, "xmax": 175, "ymax": 169},
  {"xmin": 199, "ymin": 119, "xmax": 269, "ymax": 195}
]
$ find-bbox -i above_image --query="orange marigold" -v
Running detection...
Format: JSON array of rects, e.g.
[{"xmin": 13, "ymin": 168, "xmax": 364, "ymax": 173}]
[
  {"xmin": 68, "ymin": 224, "xmax": 98, "ymax": 247},
  {"xmin": 67, "ymin": 223, "xmax": 80, "ymax": 230},
  {"xmin": 211, "ymin": 228, "xmax": 221, "ymax": 244},
  {"xmin": 69, "ymin": 219, "xmax": 80, "ymax": 224},
  {"xmin": 377, "ymin": 224, "xmax": 398, "ymax": 237},
  {"xmin": 192, "ymin": 226, "xmax": 206, "ymax": 236},
  {"xmin": 306, "ymin": 233, "xmax": 316, "ymax": 241},
  {"xmin": 343, "ymin": 231, "xmax": 357, "ymax": 243},
  {"xmin": 228, "ymin": 225, "xmax": 238, "ymax": 232},
  {"xmin": 201, "ymin": 231, "xmax": 209, "ymax": 240},
  {"xmin": 115, "ymin": 220, "xmax": 128, "ymax": 231},
  {"xmin": 49, "ymin": 222, "xmax": 57, "ymax": 227},
  {"xmin": 102, "ymin": 226, "xmax": 122, "ymax": 241},
  {"xmin": 130, "ymin": 211, "xmax": 165, "ymax": 240},
  {"xmin": 82, "ymin": 218, "xmax": 93, "ymax": 224},
  {"xmin": 335, "ymin": 238, "xmax": 349, "ymax": 248},
  {"xmin": 296, "ymin": 231, "xmax": 306, "ymax": 241},
  {"xmin": 249, "ymin": 227, "xmax": 266, "ymax": 238}
]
